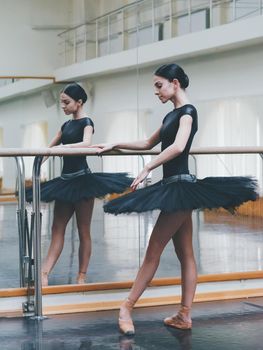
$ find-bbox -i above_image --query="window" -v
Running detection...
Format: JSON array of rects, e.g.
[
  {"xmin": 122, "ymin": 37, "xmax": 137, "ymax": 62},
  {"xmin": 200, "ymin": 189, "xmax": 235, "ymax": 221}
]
[{"xmin": 21, "ymin": 121, "xmax": 48, "ymax": 180}]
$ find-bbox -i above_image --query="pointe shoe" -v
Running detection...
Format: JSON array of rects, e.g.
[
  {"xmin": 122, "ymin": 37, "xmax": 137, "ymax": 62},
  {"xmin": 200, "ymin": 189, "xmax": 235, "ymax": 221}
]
[
  {"xmin": 76, "ymin": 272, "xmax": 87, "ymax": 284},
  {"xmin": 164, "ymin": 305, "xmax": 192, "ymax": 330},
  {"xmin": 118, "ymin": 298, "xmax": 135, "ymax": 336},
  {"xmin": 118, "ymin": 319, "xmax": 135, "ymax": 336},
  {"xmin": 41, "ymin": 271, "xmax": 48, "ymax": 287}
]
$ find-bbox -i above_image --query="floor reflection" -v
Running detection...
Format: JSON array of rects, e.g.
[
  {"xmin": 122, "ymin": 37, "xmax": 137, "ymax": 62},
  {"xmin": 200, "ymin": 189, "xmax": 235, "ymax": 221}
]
[
  {"xmin": 0, "ymin": 298, "xmax": 263, "ymax": 350},
  {"xmin": 165, "ymin": 329, "xmax": 192, "ymax": 350},
  {"xmin": 119, "ymin": 336, "xmax": 135, "ymax": 350},
  {"xmin": 0, "ymin": 201, "xmax": 263, "ymax": 287},
  {"xmin": 21, "ymin": 339, "xmax": 92, "ymax": 350},
  {"xmin": 118, "ymin": 330, "xmax": 192, "ymax": 350}
]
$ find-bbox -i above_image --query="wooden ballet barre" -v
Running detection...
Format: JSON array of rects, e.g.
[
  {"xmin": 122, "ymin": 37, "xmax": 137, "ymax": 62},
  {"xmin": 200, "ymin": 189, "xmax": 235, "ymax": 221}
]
[
  {"xmin": 0, "ymin": 146, "xmax": 263, "ymax": 157},
  {"xmin": 0, "ymin": 76, "xmax": 55, "ymax": 81}
]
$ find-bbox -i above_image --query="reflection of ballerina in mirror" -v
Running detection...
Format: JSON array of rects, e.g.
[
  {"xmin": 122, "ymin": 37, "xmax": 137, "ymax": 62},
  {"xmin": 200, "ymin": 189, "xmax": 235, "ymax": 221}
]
[
  {"xmin": 26, "ymin": 82, "xmax": 133, "ymax": 286},
  {"xmin": 119, "ymin": 335, "xmax": 135, "ymax": 350}
]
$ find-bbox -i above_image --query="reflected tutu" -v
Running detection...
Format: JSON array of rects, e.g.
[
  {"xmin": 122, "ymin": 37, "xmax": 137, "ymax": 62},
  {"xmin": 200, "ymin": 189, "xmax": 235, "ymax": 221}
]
[
  {"xmin": 26, "ymin": 169, "xmax": 133, "ymax": 203},
  {"xmin": 103, "ymin": 174, "xmax": 259, "ymax": 214}
]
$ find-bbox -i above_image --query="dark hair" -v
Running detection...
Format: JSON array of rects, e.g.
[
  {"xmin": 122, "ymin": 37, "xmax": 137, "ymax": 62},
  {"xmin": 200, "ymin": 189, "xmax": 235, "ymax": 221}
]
[
  {"xmin": 61, "ymin": 82, "xmax": 88, "ymax": 104},
  {"xmin": 154, "ymin": 63, "xmax": 189, "ymax": 89}
]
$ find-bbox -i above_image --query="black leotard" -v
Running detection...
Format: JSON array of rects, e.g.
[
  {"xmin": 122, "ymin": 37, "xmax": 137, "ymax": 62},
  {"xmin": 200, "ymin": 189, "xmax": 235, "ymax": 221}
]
[
  {"xmin": 61, "ymin": 117, "xmax": 94, "ymax": 174},
  {"xmin": 160, "ymin": 104, "xmax": 198, "ymax": 178},
  {"xmin": 26, "ymin": 116, "xmax": 132, "ymax": 203}
]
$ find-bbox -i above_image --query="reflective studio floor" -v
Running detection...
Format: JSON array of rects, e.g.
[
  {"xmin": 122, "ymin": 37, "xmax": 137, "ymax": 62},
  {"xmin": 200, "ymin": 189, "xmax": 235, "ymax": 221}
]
[
  {"xmin": 0, "ymin": 297, "xmax": 263, "ymax": 350},
  {"xmin": 0, "ymin": 201, "xmax": 263, "ymax": 349},
  {"xmin": 0, "ymin": 200, "xmax": 263, "ymax": 287}
]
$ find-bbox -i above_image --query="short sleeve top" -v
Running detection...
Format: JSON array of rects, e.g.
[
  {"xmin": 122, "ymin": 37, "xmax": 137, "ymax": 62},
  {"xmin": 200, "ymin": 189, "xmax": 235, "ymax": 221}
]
[
  {"xmin": 160, "ymin": 104, "xmax": 198, "ymax": 178},
  {"xmin": 60, "ymin": 117, "xmax": 94, "ymax": 174}
]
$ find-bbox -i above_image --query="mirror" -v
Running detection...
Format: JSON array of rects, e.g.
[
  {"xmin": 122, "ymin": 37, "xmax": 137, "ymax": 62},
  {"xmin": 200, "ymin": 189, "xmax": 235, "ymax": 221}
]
[{"xmin": 0, "ymin": 0, "xmax": 263, "ymax": 290}]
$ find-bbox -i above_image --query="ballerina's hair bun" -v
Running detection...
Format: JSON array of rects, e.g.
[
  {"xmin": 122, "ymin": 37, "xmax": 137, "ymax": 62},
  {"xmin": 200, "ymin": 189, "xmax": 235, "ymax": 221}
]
[
  {"xmin": 181, "ymin": 73, "xmax": 189, "ymax": 89},
  {"xmin": 62, "ymin": 82, "xmax": 88, "ymax": 103},
  {"xmin": 154, "ymin": 63, "xmax": 189, "ymax": 89}
]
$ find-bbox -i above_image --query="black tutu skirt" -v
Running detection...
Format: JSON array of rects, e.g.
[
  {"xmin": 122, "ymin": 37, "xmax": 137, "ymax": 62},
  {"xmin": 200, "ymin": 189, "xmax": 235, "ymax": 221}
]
[
  {"xmin": 103, "ymin": 174, "xmax": 259, "ymax": 214},
  {"xmin": 26, "ymin": 168, "xmax": 133, "ymax": 203}
]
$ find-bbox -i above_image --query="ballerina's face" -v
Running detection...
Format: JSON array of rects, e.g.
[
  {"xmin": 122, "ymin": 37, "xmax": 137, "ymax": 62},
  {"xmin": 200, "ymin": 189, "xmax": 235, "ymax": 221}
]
[
  {"xmin": 60, "ymin": 92, "xmax": 81, "ymax": 115},
  {"xmin": 153, "ymin": 75, "xmax": 177, "ymax": 103}
]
